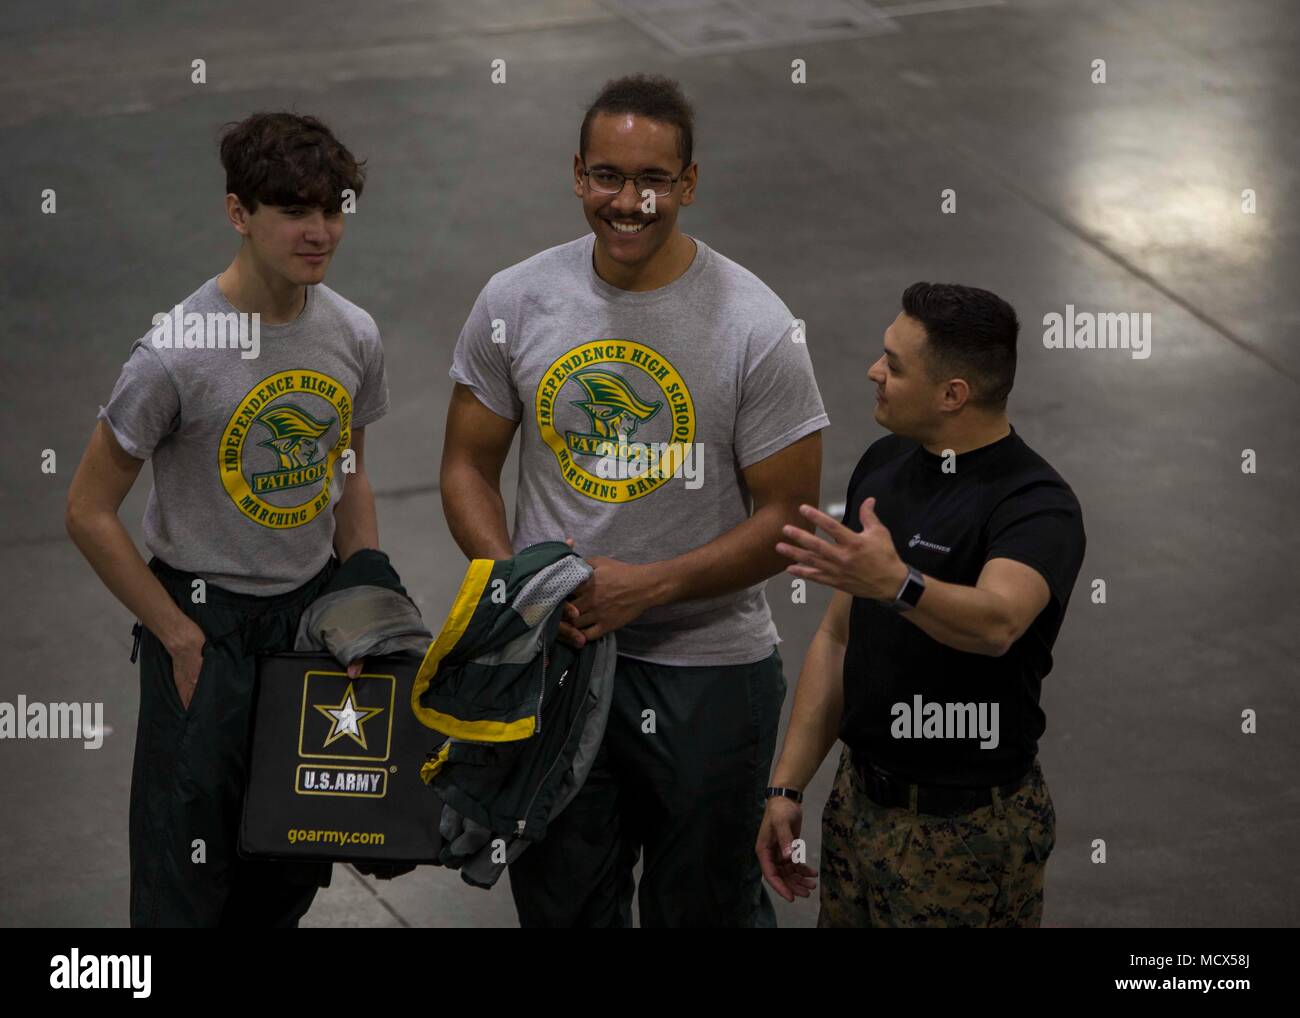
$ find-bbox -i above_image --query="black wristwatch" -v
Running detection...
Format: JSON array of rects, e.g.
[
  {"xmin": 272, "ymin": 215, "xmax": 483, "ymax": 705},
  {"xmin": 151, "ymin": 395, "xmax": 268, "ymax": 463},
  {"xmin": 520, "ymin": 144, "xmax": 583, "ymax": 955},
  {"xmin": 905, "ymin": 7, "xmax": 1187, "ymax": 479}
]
[
  {"xmin": 890, "ymin": 565, "xmax": 926, "ymax": 612},
  {"xmin": 765, "ymin": 786, "xmax": 803, "ymax": 803}
]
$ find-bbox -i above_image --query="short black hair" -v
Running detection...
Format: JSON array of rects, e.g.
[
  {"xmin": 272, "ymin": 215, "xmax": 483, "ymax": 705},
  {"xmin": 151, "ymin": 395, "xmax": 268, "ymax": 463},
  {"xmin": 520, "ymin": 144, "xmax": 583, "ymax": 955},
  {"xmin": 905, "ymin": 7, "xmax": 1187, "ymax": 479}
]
[
  {"xmin": 579, "ymin": 74, "xmax": 695, "ymax": 168},
  {"xmin": 901, "ymin": 282, "xmax": 1019, "ymax": 408},
  {"xmin": 219, "ymin": 112, "xmax": 366, "ymax": 214}
]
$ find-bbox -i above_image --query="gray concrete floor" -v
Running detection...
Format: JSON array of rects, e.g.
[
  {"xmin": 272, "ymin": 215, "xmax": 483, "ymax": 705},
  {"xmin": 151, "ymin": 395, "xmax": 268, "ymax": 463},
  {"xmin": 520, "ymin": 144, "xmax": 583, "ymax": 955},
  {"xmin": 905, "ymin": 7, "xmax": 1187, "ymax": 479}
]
[{"xmin": 1, "ymin": 0, "xmax": 1297, "ymax": 927}]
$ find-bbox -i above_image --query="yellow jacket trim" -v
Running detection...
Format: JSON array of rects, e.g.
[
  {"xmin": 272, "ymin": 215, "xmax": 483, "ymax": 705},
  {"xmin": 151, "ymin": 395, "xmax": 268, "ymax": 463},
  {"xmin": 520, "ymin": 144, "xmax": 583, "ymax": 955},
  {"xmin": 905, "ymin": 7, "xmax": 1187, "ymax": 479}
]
[
  {"xmin": 410, "ymin": 558, "xmax": 538, "ymax": 742},
  {"xmin": 420, "ymin": 740, "xmax": 452, "ymax": 783}
]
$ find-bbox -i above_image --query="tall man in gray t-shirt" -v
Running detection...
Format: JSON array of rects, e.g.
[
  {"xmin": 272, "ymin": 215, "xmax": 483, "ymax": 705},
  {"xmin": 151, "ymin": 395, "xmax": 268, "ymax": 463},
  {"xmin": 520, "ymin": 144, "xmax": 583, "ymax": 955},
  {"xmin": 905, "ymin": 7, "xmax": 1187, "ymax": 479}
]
[
  {"xmin": 442, "ymin": 75, "xmax": 830, "ymax": 926},
  {"xmin": 66, "ymin": 113, "xmax": 389, "ymax": 927}
]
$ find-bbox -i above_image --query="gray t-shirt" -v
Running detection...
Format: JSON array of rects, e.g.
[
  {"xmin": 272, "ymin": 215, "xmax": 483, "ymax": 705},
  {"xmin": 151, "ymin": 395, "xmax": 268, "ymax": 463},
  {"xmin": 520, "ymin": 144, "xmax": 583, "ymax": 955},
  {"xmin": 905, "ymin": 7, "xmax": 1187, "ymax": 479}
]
[
  {"xmin": 450, "ymin": 234, "xmax": 830, "ymax": 666},
  {"xmin": 99, "ymin": 276, "xmax": 389, "ymax": 595}
]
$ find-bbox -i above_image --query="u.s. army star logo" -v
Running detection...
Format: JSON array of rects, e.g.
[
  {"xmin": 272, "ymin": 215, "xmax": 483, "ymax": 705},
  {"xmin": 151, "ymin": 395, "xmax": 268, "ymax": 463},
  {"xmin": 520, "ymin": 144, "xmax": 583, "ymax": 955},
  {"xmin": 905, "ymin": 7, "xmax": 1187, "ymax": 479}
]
[
  {"xmin": 218, "ymin": 369, "xmax": 353, "ymax": 529},
  {"xmin": 535, "ymin": 340, "xmax": 696, "ymax": 504},
  {"xmin": 313, "ymin": 682, "xmax": 384, "ymax": 751}
]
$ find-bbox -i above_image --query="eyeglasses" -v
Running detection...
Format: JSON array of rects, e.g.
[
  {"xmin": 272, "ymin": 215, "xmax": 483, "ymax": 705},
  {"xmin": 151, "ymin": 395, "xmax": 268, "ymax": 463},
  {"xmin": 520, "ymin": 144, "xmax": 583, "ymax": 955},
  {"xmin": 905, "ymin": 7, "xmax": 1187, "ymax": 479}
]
[{"xmin": 581, "ymin": 166, "xmax": 684, "ymax": 198}]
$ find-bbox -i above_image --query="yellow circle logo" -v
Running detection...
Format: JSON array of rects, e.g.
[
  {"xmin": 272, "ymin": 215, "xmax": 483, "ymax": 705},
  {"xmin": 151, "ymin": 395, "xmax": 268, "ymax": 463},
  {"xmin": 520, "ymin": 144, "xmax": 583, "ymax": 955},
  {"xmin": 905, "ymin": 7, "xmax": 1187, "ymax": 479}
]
[
  {"xmin": 536, "ymin": 340, "xmax": 695, "ymax": 503},
  {"xmin": 218, "ymin": 369, "xmax": 352, "ymax": 529}
]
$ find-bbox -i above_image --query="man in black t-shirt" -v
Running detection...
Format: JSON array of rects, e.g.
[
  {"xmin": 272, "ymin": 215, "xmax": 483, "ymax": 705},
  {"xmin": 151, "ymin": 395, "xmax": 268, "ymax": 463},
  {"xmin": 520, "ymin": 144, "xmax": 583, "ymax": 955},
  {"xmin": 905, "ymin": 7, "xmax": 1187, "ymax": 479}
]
[{"xmin": 756, "ymin": 282, "xmax": 1085, "ymax": 927}]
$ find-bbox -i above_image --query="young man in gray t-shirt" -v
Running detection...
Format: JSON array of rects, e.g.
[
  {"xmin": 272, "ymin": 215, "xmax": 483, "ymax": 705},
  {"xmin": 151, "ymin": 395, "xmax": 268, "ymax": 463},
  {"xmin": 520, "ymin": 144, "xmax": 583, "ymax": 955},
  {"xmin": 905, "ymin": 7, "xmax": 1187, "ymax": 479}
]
[
  {"xmin": 66, "ymin": 113, "xmax": 389, "ymax": 927},
  {"xmin": 443, "ymin": 75, "xmax": 830, "ymax": 926}
]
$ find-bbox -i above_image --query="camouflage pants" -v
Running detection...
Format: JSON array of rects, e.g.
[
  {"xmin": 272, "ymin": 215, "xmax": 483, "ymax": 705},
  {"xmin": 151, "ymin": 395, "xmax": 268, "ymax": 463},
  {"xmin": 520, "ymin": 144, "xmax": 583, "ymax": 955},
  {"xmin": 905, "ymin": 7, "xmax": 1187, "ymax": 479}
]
[{"xmin": 817, "ymin": 748, "xmax": 1055, "ymax": 928}]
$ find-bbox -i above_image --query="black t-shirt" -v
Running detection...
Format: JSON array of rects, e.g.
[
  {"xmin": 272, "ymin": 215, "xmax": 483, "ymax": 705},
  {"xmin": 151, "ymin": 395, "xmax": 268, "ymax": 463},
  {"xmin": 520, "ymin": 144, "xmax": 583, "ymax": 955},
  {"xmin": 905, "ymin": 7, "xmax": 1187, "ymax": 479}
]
[{"xmin": 839, "ymin": 425, "xmax": 1085, "ymax": 786}]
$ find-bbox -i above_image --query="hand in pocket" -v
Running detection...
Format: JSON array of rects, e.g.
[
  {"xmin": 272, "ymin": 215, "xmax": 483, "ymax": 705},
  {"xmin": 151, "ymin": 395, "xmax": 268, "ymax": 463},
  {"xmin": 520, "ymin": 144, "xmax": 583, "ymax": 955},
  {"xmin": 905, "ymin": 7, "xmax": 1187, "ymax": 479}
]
[{"xmin": 169, "ymin": 623, "xmax": 208, "ymax": 712}]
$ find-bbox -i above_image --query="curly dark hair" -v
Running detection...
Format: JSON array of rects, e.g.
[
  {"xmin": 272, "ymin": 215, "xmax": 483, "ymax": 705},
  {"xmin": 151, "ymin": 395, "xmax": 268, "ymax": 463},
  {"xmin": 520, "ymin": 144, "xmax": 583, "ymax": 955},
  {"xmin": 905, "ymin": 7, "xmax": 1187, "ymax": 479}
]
[
  {"xmin": 219, "ymin": 112, "xmax": 366, "ymax": 214},
  {"xmin": 580, "ymin": 74, "xmax": 695, "ymax": 168}
]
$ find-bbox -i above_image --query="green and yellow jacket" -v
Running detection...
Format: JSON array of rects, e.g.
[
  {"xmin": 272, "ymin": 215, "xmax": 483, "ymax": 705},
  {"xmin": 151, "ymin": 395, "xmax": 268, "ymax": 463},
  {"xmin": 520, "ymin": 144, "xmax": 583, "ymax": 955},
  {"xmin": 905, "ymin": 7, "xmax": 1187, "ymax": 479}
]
[{"xmin": 412, "ymin": 540, "xmax": 616, "ymax": 888}]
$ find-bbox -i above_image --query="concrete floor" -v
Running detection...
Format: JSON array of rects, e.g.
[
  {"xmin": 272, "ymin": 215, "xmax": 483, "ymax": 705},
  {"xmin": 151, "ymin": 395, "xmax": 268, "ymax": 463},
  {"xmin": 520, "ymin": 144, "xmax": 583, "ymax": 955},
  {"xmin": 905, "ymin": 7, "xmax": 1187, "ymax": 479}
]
[{"xmin": 1, "ymin": 0, "xmax": 1297, "ymax": 927}]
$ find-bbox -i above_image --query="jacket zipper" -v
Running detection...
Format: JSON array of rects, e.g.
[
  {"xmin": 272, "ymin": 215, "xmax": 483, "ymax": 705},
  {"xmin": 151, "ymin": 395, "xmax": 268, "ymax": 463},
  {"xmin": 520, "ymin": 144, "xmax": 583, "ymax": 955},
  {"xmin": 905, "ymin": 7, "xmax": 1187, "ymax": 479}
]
[
  {"xmin": 517, "ymin": 662, "xmax": 579, "ymax": 837},
  {"xmin": 536, "ymin": 645, "xmax": 547, "ymax": 732}
]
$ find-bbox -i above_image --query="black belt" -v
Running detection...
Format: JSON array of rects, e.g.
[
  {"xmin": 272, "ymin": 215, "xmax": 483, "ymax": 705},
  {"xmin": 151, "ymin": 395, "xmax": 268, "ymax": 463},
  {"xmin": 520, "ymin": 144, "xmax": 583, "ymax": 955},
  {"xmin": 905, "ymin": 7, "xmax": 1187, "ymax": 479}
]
[{"xmin": 851, "ymin": 750, "xmax": 1031, "ymax": 817}]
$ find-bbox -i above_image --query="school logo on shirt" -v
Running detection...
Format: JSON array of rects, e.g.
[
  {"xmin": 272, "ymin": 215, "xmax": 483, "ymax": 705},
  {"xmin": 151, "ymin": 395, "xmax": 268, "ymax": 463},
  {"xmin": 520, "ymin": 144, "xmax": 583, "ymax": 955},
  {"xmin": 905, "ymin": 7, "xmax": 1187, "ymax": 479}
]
[
  {"xmin": 218, "ymin": 369, "xmax": 352, "ymax": 529},
  {"xmin": 536, "ymin": 340, "xmax": 697, "ymax": 503}
]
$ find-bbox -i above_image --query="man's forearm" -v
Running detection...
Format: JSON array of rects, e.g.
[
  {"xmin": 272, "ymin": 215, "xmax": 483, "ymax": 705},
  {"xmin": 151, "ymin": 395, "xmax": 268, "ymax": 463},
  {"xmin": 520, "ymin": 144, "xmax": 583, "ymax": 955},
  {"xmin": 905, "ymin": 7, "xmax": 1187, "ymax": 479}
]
[
  {"xmin": 66, "ymin": 510, "xmax": 201, "ymax": 652},
  {"xmin": 441, "ymin": 460, "xmax": 513, "ymax": 561},
  {"xmin": 333, "ymin": 468, "xmax": 380, "ymax": 561},
  {"xmin": 900, "ymin": 572, "xmax": 1017, "ymax": 656},
  {"xmin": 644, "ymin": 501, "xmax": 805, "ymax": 608},
  {"xmin": 771, "ymin": 627, "xmax": 846, "ymax": 790}
]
